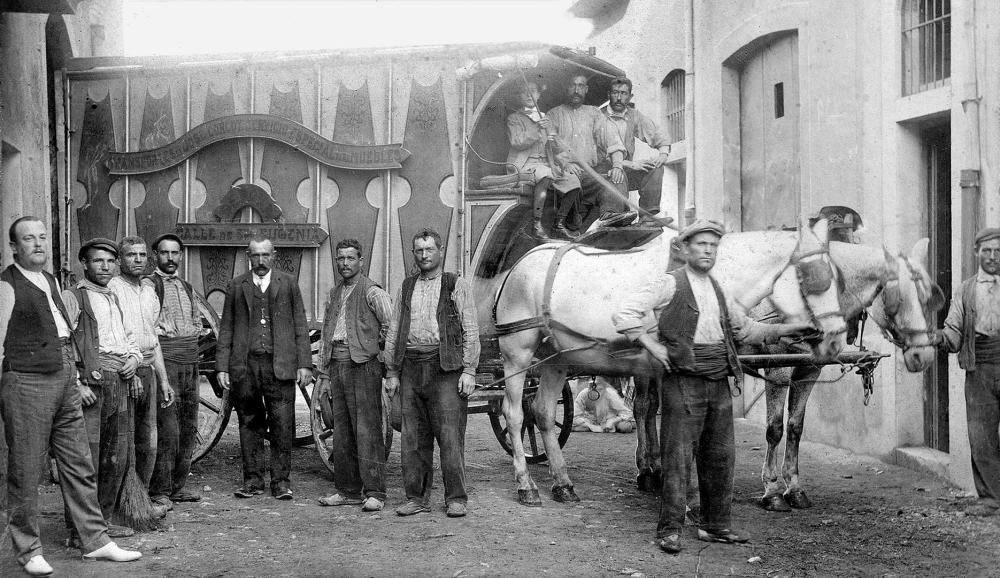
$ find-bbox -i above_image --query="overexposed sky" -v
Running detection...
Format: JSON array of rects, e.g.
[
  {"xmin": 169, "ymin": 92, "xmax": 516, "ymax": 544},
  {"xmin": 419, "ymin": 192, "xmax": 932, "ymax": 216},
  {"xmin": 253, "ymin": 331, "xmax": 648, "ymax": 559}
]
[{"xmin": 123, "ymin": 0, "xmax": 592, "ymax": 56}]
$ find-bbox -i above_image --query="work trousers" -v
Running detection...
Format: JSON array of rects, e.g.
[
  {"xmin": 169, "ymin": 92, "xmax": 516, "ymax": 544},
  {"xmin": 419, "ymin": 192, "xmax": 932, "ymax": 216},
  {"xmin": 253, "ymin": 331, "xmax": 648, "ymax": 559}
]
[
  {"xmin": 400, "ymin": 355, "xmax": 468, "ymax": 506},
  {"xmin": 232, "ymin": 353, "xmax": 295, "ymax": 492},
  {"xmin": 150, "ymin": 360, "xmax": 198, "ymax": 498},
  {"xmin": 0, "ymin": 342, "xmax": 110, "ymax": 564},
  {"xmin": 965, "ymin": 362, "xmax": 1000, "ymax": 502},
  {"xmin": 658, "ymin": 373, "xmax": 735, "ymax": 537},
  {"xmin": 328, "ymin": 358, "xmax": 387, "ymax": 500},
  {"xmin": 575, "ymin": 164, "xmax": 629, "ymax": 232},
  {"xmin": 79, "ymin": 369, "xmax": 131, "ymax": 520},
  {"xmin": 133, "ymin": 364, "xmax": 157, "ymax": 488},
  {"xmin": 623, "ymin": 164, "xmax": 665, "ymax": 214}
]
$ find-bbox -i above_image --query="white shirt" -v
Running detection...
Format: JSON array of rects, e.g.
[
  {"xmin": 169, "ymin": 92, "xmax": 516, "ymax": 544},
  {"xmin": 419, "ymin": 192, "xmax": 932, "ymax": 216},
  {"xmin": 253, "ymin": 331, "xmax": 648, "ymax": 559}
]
[
  {"xmin": 254, "ymin": 270, "xmax": 272, "ymax": 294},
  {"xmin": 688, "ymin": 271, "xmax": 725, "ymax": 344},
  {"xmin": 14, "ymin": 262, "xmax": 71, "ymax": 338}
]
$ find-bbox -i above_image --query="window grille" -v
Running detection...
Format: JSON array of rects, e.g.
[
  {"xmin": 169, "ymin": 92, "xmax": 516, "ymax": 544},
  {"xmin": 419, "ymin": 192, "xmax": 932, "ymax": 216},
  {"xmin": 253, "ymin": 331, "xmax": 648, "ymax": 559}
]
[
  {"xmin": 660, "ymin": 70, "xmax": 685, "ymax": 144},
  {"xmin": 902, "ymin": 0, "xmax": 951, "ymax": 96}
]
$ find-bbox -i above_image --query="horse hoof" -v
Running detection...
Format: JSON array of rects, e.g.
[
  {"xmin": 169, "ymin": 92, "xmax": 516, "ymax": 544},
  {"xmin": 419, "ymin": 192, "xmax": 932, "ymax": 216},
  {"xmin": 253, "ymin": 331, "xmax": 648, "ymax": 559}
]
[
  {"xmin": 758, "ymin": 494, "xmax": 792, "ymax": 512},
  {"xmin": 552, "ymin": 485, "xmax": 581, "ymax": 503},
  {"xmin": 785, "ymin": 489, "xmax": 813, "ymax": 509},
  {"xmin": 637, "ymin": 472, "xmax": 658, "ymax": 493},
  {"xmin": 517, "ymin": 489, "xmax": 542, "ymax": 507}
]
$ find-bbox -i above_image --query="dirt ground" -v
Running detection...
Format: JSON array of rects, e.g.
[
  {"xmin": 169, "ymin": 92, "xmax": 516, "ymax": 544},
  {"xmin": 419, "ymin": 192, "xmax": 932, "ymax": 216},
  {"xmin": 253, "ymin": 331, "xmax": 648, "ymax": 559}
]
[{"xmin": 3, "ymin": 415, "xmax": 1000, "ymax": 577}]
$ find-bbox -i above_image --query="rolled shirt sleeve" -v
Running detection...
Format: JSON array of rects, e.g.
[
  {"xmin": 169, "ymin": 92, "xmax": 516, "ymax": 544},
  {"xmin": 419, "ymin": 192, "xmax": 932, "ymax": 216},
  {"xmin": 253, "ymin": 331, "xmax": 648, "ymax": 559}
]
[
  {"xmin": 452, "ymin": 277, "xmax": 481, "ymax": 376},
  {"xmin": 382, "ymin": 287, "xmax": 405, "ymax": 378},
  {"xmin": 612, "ymin": 271, "xmax": 677, "ymax": 341},
  {"xmin": 939, "ymin": 286, "xmax": 966, "ymax": 353},
  {"xmin": 634, "ymin": 109, "xmax": 672, "ymax": 155}
]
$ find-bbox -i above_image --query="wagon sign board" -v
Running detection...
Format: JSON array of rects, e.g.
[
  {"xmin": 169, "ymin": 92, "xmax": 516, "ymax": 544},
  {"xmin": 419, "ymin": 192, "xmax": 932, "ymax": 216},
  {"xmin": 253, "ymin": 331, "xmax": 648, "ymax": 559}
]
[
  {"xmin": 105, "ymin": 114, "xmax": 410, "ymax": 174},
  {"xmin": 174, "ymin": 222, "xmax": 328, "ymax": 247}
]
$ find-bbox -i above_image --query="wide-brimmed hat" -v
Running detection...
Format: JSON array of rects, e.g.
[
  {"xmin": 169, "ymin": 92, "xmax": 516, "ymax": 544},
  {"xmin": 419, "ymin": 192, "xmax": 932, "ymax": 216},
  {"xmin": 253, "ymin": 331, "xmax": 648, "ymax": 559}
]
[
  {"xmin": 677, "ymin": 219, "xmax": 725, "ymax": 242},
  {"xmin": 78, "ymin": 237, "xmax": 119, "ymax": 261}
]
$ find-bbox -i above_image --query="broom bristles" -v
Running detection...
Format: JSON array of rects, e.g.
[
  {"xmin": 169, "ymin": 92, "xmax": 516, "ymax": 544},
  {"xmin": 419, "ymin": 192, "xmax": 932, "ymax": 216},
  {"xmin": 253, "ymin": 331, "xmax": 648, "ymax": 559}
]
[{"xmin": 111, "ymin": 467, "xmax": 164, "ymax": 532}]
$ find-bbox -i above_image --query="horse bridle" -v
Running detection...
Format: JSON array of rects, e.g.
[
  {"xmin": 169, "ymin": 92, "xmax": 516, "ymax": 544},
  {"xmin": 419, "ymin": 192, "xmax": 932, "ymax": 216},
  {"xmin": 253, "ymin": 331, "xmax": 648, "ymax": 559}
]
[
  {"xmin": 790, "ymin": 246, "xmax": 849, "ymax": 336},
  {"xmin": 879, "ymin": 253, "xmax": 941, "ymax": 350}
]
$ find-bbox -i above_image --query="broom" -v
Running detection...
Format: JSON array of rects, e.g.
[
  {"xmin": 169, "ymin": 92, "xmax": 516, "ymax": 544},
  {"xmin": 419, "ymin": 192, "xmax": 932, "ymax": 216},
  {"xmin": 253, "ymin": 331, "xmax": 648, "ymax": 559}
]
[{"xmin": 110, "ymin": 375, "xmax": 166, "ymax": 532}]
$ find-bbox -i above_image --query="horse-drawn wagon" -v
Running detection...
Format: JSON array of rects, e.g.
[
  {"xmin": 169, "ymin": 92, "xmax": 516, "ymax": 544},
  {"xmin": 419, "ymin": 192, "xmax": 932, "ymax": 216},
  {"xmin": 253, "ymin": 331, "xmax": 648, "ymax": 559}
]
[{"xmin": 59, "ymin": 42, "xmax": 631, "ymax": 471}]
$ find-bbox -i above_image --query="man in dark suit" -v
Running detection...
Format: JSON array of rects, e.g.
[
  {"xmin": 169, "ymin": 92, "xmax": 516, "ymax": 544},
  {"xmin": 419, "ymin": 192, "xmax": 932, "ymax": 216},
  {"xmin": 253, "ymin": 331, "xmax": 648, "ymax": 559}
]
[{"xmin": 216, "ymin": 237, "xmax": 312, "ymax": 500}]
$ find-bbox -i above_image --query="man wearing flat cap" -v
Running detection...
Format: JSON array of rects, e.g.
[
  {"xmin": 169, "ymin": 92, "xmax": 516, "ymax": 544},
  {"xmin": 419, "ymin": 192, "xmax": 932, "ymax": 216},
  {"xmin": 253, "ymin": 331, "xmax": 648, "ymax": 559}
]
[
  {"xmin": 62, "ymin": 237, "xmax": 144, "ymax": 536},
  {"xmin": 613, "ymin": 219, "xmax": 812, "ymax": 554},
  {"xmin": 934, "ymin": 226, "xmax": 1000, "ymax": 517},
  {"xmin": 147, "ymin": 232, "xmax": 203, "ymax": 506}
]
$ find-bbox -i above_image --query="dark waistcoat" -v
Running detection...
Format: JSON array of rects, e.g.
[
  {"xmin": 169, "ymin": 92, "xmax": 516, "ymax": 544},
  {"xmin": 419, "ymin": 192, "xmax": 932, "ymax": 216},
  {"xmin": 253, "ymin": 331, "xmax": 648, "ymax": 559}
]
[
  {"xmin": 392, "ymin": 272, "xmax": 463, "ymax": 372},
  {"xmin": 322, "ymin": 275, "xmax": 382, "ymax": 364},
  {"xmin": 1, "ymin": 266, "xmax": 72, "ymax": 373},
  {"xmin": 657, "ymin": 269, "xmax": 741, "ymax": 379}
]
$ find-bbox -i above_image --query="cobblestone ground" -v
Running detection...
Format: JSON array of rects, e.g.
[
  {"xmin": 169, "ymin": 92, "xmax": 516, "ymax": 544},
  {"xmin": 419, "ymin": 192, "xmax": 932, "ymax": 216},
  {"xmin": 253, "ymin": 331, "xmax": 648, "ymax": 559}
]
[{"xmin": 2, "ymin": 417, "xmax": 999, "ymax": 577}]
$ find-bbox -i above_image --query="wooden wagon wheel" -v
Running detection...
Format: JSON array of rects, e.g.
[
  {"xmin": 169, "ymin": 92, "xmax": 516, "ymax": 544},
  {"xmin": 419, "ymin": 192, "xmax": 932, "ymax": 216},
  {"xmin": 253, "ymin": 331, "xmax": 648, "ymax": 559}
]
[
  {"xmin": 192, "ymin": 291, "xmax": 230, "ymax": 463},
  {"xmin": 489, "ymin": 378, "xmax": 573, "ymax": 464},
  {"xmin": 310, "ymin": 386, "xmax": 394, "ymax": 476}
]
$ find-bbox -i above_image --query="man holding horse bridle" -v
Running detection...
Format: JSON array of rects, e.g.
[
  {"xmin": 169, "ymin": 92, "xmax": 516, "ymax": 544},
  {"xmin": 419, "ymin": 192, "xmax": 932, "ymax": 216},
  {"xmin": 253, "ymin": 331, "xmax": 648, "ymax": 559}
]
[
  {"xmin": 613, "ymin": 220, "xmax": 812, "ymax": 554},
  {"xmin": 933, "ymin": 227, "xmax": 1000, "ymax": 517}
]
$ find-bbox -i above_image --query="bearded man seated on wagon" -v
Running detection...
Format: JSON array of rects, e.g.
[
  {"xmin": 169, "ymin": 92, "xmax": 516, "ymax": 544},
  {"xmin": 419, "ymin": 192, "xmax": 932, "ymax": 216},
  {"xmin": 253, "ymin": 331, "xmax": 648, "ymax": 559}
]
[
  {"xmin": 506, "ymin": 80, "xmax": 581, "ymax": 239},
  {"xmin": 571, "ymin": 376, "xmax": 635, "ymax": 433}
]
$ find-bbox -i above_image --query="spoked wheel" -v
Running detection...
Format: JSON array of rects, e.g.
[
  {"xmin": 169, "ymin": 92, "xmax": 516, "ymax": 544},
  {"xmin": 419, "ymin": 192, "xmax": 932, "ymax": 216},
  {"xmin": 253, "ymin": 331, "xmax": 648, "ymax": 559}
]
[
  {"xmin": 311, "ymin": 385, "xmax": 394, "ymax": 476},
  {"xmin": 192, "ymin": 291, "xmax": 231, "ymax": 463},
  {"xmin": 489, "ymin": 379, "xmax": 573, "ymax": 464}
]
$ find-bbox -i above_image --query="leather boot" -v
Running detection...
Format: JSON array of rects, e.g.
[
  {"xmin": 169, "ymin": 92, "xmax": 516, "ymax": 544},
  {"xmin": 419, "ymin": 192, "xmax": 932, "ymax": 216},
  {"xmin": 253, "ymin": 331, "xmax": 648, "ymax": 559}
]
[
  {"xmin": 532, "ymin": 218, "xmax": 548, "ymax": 238},
  {"xmin": 553, "ymin": 218, "xmax": 577, "ymax": 240}
]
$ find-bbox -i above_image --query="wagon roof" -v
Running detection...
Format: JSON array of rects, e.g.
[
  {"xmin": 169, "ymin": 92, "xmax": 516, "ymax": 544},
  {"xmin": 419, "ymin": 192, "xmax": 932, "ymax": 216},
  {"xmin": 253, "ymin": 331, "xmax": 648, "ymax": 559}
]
[{"xmin": 64, "ymin": 42, "xmax": 625, "ymax": 81}]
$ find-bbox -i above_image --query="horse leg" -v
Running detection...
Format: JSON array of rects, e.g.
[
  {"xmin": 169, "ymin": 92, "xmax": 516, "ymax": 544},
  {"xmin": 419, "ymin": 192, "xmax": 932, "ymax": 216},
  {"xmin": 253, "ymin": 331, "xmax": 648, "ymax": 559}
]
[
  {"xmin": 759, "ymin": 381, "xmax": 792, "ymax": 512},
  {"xmin": 500, "ymin": 333, "xmax": 542, "ymax": 506},
  {"xmin": 534, "ymin": 365, "xmax": 579, "ymax": 502},
  {"xmin": 782, "ymin": 375, "xmax": 817, "ymax": 509},
  {"xmin": 633, "ymin": 374, "xmax": 661, "ymax": 493}
]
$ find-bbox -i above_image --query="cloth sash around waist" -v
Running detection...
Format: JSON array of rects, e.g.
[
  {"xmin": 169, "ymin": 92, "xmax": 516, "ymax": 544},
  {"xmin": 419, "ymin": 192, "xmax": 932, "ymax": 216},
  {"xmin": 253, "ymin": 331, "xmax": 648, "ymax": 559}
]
[
  {"xmin": 404, "ymin": 344, "xmax": 439, "ymax": 363},
  {"xmin": 160, "ymin": 334, "xmax": 199, "ymax": 364},
  {"xmin": 682, "ymin": 342, "xmax": 731, "ymax": 381},
  {"xmin": 974, "ymin": 335, "xmax": 1000, "ymax": 365}
]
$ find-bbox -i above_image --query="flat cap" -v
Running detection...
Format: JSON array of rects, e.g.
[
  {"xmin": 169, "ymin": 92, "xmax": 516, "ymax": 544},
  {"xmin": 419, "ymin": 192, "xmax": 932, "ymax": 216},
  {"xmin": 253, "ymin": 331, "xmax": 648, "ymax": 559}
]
[
  {"xmin": 152, "ymin": 232, "xmax": 184, "ymax": 251},
  {"xmin": 678, "ymin": 219, "xmax": 725, "ymax": 242},
  {"xmin": 78, "ymin": 237, "xmax": 119, "ymax": 261},
  {"xmin": 975, "ymin": 227, "xmax": 1000, "ymax": 246}
]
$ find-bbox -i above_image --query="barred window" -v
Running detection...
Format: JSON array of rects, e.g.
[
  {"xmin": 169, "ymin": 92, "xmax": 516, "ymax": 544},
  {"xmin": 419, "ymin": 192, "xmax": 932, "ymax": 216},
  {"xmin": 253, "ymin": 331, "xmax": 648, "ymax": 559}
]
[
  {"xmin": 660, "ymin": 69, "xmax": 685, "ymax": 144},
  {"xmin": 902, "ymin": 0, "xmax": 951, "ymax": 96}
]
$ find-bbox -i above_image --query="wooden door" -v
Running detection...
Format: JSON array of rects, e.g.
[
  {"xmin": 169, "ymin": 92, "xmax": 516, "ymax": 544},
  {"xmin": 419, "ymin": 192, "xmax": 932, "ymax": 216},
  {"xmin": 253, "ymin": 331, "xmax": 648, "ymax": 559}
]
[{"xmin": 739, "ymin": 35, "xmax": 800, "ymax": 231}]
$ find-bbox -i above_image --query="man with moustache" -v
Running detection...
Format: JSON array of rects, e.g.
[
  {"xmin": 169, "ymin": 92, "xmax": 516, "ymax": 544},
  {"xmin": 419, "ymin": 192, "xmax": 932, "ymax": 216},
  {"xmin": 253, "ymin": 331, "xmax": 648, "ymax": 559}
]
[
  {"xmin": 316, "ymin": 239, "xmax": 393, "ymax": 512},
  {"xmin": 933, "ymin": 227, "xmax": 1000, "ymax": 517},
  {"xmin": 600, "ymin": 76, "xmax": 673, "ymax": 217},
  {"xmin": 109, "ymin": 236, "xmax": 175, "ymax": 490},
  {"xmin": 383, "ymin": 229, "xmax": 480, "ymax": 518},
  {"xmin": 547, "ymin": 73, "xmax": 629, "ymax": 234},
  {"xmin": 216, "ymin": 237, "xmax": 312, "ymax": 500},
  {"xmin": 147, "ymin": 233, "xmax": 202, "ymax": 506},
  {"xmin": 0, "ymin": 218, "xmax": 141, "ymax": 576},
  {"xmin": 613, "ymin": 220, "xmax": 812, "ymax": 554}
]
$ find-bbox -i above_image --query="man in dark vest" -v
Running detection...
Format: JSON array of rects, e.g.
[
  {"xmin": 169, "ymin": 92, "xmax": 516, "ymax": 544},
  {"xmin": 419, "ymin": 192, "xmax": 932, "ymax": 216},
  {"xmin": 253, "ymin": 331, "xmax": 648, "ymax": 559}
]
[
  {"xmin": 933, "ymin": 227, "xmax": 1000, "ymax": 517},
  {"xmin": 148, "ymin": 233, "xmax": 203, "ymax": 506},
  {"xmin": 62, "ymin": 238, "xmax": 149, "ymax": 538},
  {"xmin": 216, "ymin": 237, "xmax": 312, "ymax": 500},
  {"xmin": 383, "ymin": 228, "xmax": 480, "ymax": 518},
  {"xmin": 0, "ymin": 217, "xmax": 140, "ymax": 576},
  {"xmin": 315, "ymin": 239, "xmax": 393, "ymax": 511},
  {"xmin": 613, "ymin": 220, "xmax": 811, "ymax": 554}
]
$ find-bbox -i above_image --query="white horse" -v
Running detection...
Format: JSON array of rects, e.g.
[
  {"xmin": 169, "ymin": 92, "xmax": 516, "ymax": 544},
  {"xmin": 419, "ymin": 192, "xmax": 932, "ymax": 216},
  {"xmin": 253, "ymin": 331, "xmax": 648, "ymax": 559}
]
[
  {"xmin": 755, "ymin": 239, "xmax": 943, "ymax": 511},
  {"xmin": 491, "ymin": 218, "xmax": 847, "ymax": 505}
]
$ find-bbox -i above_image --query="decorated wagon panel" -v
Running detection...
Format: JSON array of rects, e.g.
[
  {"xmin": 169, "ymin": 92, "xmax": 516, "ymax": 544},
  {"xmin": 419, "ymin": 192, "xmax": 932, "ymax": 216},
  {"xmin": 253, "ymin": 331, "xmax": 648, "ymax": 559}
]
[{"xmin": 62, "ymin": 44, "xmax": 625, "ymax": 324}]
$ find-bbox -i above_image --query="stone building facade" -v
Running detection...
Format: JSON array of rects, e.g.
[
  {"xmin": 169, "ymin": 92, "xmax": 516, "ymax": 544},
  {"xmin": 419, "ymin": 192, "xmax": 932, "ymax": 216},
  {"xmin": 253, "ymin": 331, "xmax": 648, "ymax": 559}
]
[{"xmin": 577, "ymin": 0, "xmax": 1000, "ymax": 492}]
